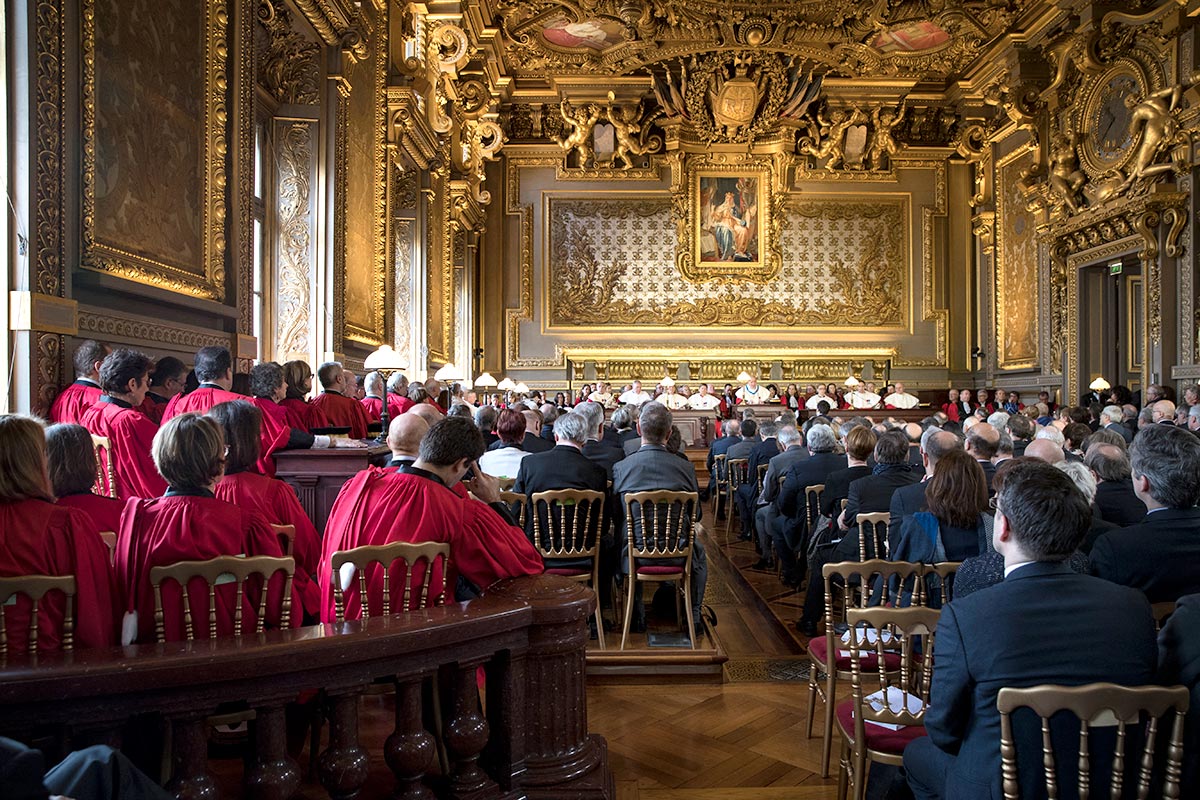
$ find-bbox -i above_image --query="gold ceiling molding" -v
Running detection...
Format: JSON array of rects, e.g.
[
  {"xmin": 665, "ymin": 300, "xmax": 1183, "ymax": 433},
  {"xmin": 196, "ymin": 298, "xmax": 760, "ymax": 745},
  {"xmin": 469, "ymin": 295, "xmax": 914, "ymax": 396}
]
[
  {"xmin": 291, "ymin": 0, "xmax": 367, "ymax": 58},
  {"xmin": 80, "ymin": 0, "xmax": 227, "ymax": 302},
  {"xmin": 257, "ymin": 0, "xmax": 322, "ymax": 106},
  {"xmin": 387, "ymin": 87, "xmax": 441, "ymax": 169},
  {"xmin": 77, "ymin": 310, "xmax": 231, "ymax": 351}
]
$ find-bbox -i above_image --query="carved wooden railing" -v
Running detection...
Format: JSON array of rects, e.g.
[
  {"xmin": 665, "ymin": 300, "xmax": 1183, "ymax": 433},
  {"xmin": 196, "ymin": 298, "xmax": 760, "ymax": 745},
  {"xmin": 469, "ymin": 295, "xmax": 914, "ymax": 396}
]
[{"xmin": 0, "ymin": 575, "xmax": 613, "ymax": 800}]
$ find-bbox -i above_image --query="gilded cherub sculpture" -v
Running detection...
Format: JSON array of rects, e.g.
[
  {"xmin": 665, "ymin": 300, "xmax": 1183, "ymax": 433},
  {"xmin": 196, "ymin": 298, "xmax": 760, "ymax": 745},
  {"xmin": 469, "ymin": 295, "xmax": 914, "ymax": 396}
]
[{"xmin": 557, "ymin": 100, "xmax": 601, "ymax": 166}]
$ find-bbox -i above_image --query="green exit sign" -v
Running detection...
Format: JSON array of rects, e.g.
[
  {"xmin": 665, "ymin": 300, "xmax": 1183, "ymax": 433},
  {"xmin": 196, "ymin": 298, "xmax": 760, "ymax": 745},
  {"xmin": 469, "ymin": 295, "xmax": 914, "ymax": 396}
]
[{"xmin": 1109, "ymin": 261, "xmax": 1123, "ymax": 275}]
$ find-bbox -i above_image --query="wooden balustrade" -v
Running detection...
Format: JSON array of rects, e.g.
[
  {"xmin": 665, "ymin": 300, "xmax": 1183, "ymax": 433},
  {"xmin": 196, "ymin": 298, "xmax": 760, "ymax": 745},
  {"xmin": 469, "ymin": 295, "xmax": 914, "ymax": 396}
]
[{"xmin": 0, "ymin": 575, "xmax": 613, "ymax": 800}]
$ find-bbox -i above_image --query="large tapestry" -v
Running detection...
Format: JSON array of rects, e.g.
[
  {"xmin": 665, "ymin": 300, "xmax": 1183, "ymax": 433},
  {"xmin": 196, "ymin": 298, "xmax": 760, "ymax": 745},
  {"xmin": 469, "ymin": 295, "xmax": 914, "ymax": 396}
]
[
  {"xmin": 996, "ymin": 148, "xmax": 1040, "ymax": 370},
  {"xmin": 83, "ymin": 0, "xmax": 225, "ymax": 299},
  {"xmin": 548, "ymin": 197, "xmax": 907, "ymax": 327}
]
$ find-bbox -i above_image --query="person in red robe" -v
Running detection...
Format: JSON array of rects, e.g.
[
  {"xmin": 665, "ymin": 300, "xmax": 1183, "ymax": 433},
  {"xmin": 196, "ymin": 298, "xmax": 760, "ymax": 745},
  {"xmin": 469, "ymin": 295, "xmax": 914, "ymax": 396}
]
[
  {"xmin": 48, "ymin": 340, "xmax": 109, "ymax": 425},
  {"xmin": 137, "ymin": 356, "xmax": 186, "ymax": 425},
  {"xmin": 208, "ymin": 400, "xmax": 321, "ymax": 621},
  {"xmin": 79, "ymin": 349, "xmax": 168, "ymax": 502},
  {"xmin": 46, "ymin": 422, "xmax": 125, "ymax": 533},
  {"xmin": 277, "ymin": 360, "xmax": 327, "ymax": 431},
  {"xmin": 0, "ymin": 414, "xmax": 116, "ymax": 653},
  {"xmin": 318, "ymin": 416, "xmax": 543, "ymax": 622},
  {"xmin": 116, "ymin": 413, "xmax": 296, "ymax": 644},
  {"xmin": 387, "ymin": 373, "xmax": 417, "ymax": 416},
  {"xmin": 360, "ymin": 371, "xmax": 407, "ymax": 423},
  {"xmin": 310, "ymin": 361, "xmax": 371, "ymax": 439},
  {"xmin": 248, "ymin": 361, "xmax": 299, "ymax": 430}
]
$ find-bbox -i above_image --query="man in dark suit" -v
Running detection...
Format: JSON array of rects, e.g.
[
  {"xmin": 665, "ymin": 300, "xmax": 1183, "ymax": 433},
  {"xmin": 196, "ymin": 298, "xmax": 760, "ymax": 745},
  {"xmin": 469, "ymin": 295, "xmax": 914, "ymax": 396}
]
[
  {"xmin": 613, "ymin": 402, "xmax": 705, "ymax": 629},
  {"xmin": 576, "ymin": 401, "xmax": 624, "ymax": 479},
  {"xmin": 1084, "ymin": 443, "xmax": 1145, "ymax": 525},
  {"xmin": 475, "ymin": 404, "xmax": 500, "ymax": 449},
  {"xmin": 724, "ymin": 417, "xmax": 758, "ymax": 463},
  {"xmin": 514, "ymin": 411, "xmax": 609, "ymax": 538},
  {"xmin": 705, "ymin": 418, "xmax": 741, "ymax": 515},
  {"xmin": 904, "ymin": 460, "xmax": 1157, "ymax": 800},
  {"xmin": 1006, "ymin": 414, "xmax": 1033, "ymax": 457},
  {"xmin": 820, "ymin": 426, "xmax": 876, "ymax": 519},
  {"xmin": 1099, "ymin": 404, "xmax": 1135, "ymax": 443},
  {"xmin": 1158, "ymin": 592, "xmax": 1200, "ymax": 796},
  {"xmin": 603, "ymin": 406, "xmax": 637, "ymax": 448},
  {"xmin": 964, "ymin": 422, "xmax": 999, "ymax": 491},
  {"xmin": 887, "ymin": 428, "xmax": 962, "ymax": 552},
  {"xmin": 902, "ymin": 422, "xmax": 925, "ymax": 468},
  {"xmin": 1090, "ymin": 424, "xmax": 1200, "ymax": 602},
  {"xmin": 736, "ymin": 420, "xmax": 779, "ymax": 543},
  {"xmin": 773, "ymin": 423, "xmax": 846, "ymax": 588},
  {"xmin": 485, "ymin": 409, "xmax": 553, "ymax": 454},
  {"xmin": 751, "ymin": 424, "xmax": 807, "ymax": 569}
]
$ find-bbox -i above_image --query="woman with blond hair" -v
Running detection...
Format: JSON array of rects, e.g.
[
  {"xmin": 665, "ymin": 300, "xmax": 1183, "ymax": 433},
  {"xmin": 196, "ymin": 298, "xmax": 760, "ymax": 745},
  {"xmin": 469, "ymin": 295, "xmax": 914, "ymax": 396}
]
[{"xmin": 0, "ymin": 414, "xmax": 116, "ymax": 653}]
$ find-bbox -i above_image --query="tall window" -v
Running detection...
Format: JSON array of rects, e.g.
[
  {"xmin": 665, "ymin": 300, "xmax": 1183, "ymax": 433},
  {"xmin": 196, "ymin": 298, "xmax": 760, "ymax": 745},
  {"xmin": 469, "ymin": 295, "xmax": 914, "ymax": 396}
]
[{"xmin": 252, "ymin": 118, "xmax": 270, "ymax": 361}]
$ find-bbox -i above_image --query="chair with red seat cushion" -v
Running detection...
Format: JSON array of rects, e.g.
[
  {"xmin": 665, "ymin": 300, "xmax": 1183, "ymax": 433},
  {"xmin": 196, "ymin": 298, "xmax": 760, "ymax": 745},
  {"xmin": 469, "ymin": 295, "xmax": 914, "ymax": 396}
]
[
  {"xmin": 835, "ymin": 606, "xmax": 939, "ymax": 800},
  {"xmin": 620, "ymin": 489, "xmax": 699, "ymax": 650},
  {"xmin": 531, "ymin": 488, "xmax": 606, "ymax": 648},
  {"xmin": 807, "ymin": 559, "xmax": 926, "ymax": 779}
]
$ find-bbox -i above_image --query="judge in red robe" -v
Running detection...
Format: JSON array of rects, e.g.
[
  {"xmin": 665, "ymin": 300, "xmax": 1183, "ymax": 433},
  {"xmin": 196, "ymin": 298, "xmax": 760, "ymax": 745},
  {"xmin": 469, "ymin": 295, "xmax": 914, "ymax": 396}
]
[
  {"xmin": 360, "ymin": 371, "xmax": 407, "ymax": 423},
  {"xmin": 163, "ymin": 347, "xmax": 291, "ymax": 476},
  {"xmin": 280, "ymin": 360, "xmax": 330, "ymax": 431},
  {"xmin": 0, "ymin": 414, "xmax": 116, "ymax": 653},
  {"xmin": 318, "ymin": 416, "xmax": 542, "ymax": 622},
  {"xmin": 45, "ymin": 422, "xmax": 126, "ymax": 533},
  {"xmin": 116, "ymin": 413, "xmax": 296, "ymax": 643},
  {"xmin": 137, "ymin": 356, "xmax": 186, "ymax": 425},
  {"xmin": 311, "ymin": 362, "xmax": 371, "ymax": 439},
  {"xmin": 78, "ymin": 349, "xmax": 168, "ymax": 502},
  {"xmin": 209, "ymin": 400, "xmax": 322, "ymax": 621},
  {"xmin": 48, "ymin": 340, "xmax": 110, "ymax": 425}
]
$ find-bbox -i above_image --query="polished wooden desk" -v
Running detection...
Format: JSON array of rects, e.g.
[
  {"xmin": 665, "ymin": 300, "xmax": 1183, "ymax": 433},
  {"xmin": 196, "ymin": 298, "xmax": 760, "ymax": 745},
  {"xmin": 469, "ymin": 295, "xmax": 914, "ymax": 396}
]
[
  {"xmin": 795, "ymin": 407, "xmax": 935, "ymax": 424},
  {"xmin": 274, "ymin": 444, "xmax": 390, "ymax": 532},
  {"xmin": 603, "ymin": 406, "xmax": 716, "ymax": 447}
]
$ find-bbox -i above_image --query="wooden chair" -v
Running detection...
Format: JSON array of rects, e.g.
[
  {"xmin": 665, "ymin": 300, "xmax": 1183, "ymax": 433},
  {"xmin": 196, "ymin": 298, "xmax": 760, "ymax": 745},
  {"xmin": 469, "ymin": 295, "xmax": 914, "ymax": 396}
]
[
  {"xmin": 329, "ymin": 541, "xmax": 450, "ymax": 622},
  {"xmin": 97, "ymin": 531, "xmax": 117, "ymax": 564},
  {"xmin": 271, "ymin": 524, "xmax": 296, "ymax": 557},
  {"xmin": 755, "ymin": 463, "xmax": 768, "ymax": 497},
  {"xmin": 531, "ymin": 489, "xmax": 606, "ymax": 648},
  {"xmin": 808, "ymin": 559, "xmax": 925, "ymax": 778},
  {"xmin": 804, "ymin": 484, "xmax": 826, "ymax": 535},
  {"xmin": 855, "ymin": 512, "xmax": 890, "ymax": 560},
  {"xmin": 0, "ymin": 574, "xmax": 76, "ymax": 659},
  {"xmin": 997, "ymin": 683, "xmax": 1190, "ymax": 800},
  {"xmin": 710, "ymin": 454, "xmax": 728, "ymax": 517},
  {"xmin": 918, "ymin": 561, "xmax": 962, "ymax": 607},
  {"xmin": 724, "ymin": 458, "xmax": 751, "ymax": 544},
  {"xmin": 837, "ymin": 606, "xmax": 940, "ymax": 800},
  {"xmin": 1152, "ymin": 599, "xmax": 1178, "ymax": 631},
  {"xmin": 497, "ymin": 477, "xmax": 516, "ymax": 491},
  {"xmin": 91, "ymin": 434, "xmax": 117, "ymax": 499},
  {"xmin": 620, "ymin": 490, "xmax": 699, "ymax": 650},
  {"xmin": 498, "ymin": 490, "xmax": 527, "ymax": 530},
  {"xmin": 148, "ymin": 555, "xmax": 295, "ymax": 642}
]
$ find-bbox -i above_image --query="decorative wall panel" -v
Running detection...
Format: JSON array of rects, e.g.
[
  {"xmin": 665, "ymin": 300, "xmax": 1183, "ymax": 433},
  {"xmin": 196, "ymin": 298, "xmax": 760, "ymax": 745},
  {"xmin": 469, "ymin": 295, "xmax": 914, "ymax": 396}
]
[
  {"xmin": 393, "ymin": 218, "xmax": 414, "ymax": 362},
  {"xmin": 274, "ymin": 120, "xmax": 316, "ymax": 362},
  {"xmin": 996, "ymin": 147, "xmax": 1039, "ymax": 370},
  {"xmin": 340, "ymin": 8, "xmax": 388, "ymax": 345},
  {"xmin": 547, "ymin": 196, "xmax": 907, "ymax": 327},
  {"xmin": 81, "ymin": 0, "xmax": 227, "ymax": 300}
]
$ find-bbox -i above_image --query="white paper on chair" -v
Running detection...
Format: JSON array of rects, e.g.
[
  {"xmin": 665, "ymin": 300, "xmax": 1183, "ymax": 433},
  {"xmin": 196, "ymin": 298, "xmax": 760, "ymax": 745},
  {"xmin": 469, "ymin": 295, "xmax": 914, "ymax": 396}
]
[
  {"xmin": 837, "ymin": 627, "xmax": 894, "ymax": 657},
  {"xmin": 856, "ymin": 687, "xmax": 924, "ymax": 730}
]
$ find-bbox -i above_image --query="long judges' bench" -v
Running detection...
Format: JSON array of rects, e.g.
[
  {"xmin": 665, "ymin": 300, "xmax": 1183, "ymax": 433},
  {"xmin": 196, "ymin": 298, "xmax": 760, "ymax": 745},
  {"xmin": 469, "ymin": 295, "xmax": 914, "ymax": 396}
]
[{"xmin": 0, "ymin": 575, "xmax": 614, "ymax": 800}]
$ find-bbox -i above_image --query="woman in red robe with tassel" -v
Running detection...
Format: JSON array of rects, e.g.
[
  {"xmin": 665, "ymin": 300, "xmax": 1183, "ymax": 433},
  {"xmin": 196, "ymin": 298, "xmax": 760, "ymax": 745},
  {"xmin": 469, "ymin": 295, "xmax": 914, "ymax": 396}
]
[
  {"xmin": 208, "ymin": 400, "xmax": 322, "ymax": 622},
  {"xmin": 0, "ymin": 415, "xmax": 116, "ymax": 653}
]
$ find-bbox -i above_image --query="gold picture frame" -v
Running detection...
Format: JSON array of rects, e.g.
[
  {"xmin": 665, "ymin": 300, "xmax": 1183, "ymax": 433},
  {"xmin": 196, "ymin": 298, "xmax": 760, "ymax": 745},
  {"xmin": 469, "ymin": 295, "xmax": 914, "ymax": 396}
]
[
  {"xmin": 80, "ymin": 0, "xmax": 228, "ymax": 301},
  {"xmin": 675, "ymin": 155, "xmax": 781, "ymax": 284}
]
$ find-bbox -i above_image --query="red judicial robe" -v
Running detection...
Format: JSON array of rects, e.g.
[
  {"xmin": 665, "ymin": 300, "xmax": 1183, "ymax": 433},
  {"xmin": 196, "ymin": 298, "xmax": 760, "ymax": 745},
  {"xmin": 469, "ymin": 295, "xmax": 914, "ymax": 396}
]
[
  {"xmin": 116, "ymin": 492, "xmax": 297, "ymax": 643},
  {"xmin": 318, "ymin": 467, "xmax": 543, "ymax": 623},
  {"xmin": 280, "ymin": 396, "xmax": 329, "ymax": 432},
  {"xmin": 0, "ymin": 499, "xmax": 117, "ymax": 653},
  {"xmin": 164, "ymin": 385, "xmax": 289, "ymax": 476},
  {"xmin": 80, "ymin": 398, "xmax": 168, "ymax": 502},
  {"xmin": 250, "ymin": 396, "xmax": 292, "ymax": 430},
  {"xmin": 390, "ymin": 393, "xmax": 416, "ymax": 416},
  {"xmin": 57, "ymin": 492, "xmax": 124, "ymax": 534},
  {"xmin": 310, "ymin": 391, "xmax": 371, "ymax": 439},
  {"xmin": 214, "ymin": 470, "xmax": 321, "ymax": 619},
  {"xmin": 138, "ymin": 392, "xmax": 172, "ymax": 425},
  {"xmin": 360, "ymin": 394, "xmax": 406, "ymax": 423},
  {"xmin": 49, "ymin": 380, "xmax": 103, "ymax": 425}
]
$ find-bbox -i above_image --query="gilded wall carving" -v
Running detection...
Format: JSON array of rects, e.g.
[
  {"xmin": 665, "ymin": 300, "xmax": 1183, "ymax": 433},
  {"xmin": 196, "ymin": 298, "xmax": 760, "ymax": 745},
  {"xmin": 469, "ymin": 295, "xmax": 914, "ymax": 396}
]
[
  {"xmin": 996, "ymin": 147, "xmax": 1040, "ymax": 370},
  {"xmin": 548, "ymin": 196, "xmax": 906, "ymax": 327},
  {"xmin": 393, "ymin": 218, "xmax": 414, "ymax": 363},
  {"xmin": 77, "ymin": 311, "xmax": 230, "ymax": 351},
  {"xmin": 258, "ymin": 1, "xmax": 322, "ymax": 105},
  {"xmin": 340, "ymin": 6, "xmax": 389, "ymax": 345},
  {"xmin": 81, "ymin": 0, "xmax": 227, "ymax": 300},
  {"xmin": 275, "ymin": 121, "xmax": 315, "ymax": 361}
]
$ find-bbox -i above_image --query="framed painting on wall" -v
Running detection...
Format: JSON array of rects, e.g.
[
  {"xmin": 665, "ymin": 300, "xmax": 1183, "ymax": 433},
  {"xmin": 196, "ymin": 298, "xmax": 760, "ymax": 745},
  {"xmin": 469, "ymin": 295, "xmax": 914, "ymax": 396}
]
[{"xmin": 697, "ymin": 175, "xmax": 761, "ymax": 265}]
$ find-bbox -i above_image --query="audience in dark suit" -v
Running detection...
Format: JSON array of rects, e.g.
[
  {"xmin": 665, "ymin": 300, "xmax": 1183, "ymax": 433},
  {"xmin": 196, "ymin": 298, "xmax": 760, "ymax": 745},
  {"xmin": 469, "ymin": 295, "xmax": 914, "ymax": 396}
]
[
  {"xmin": 1090, "ymin": 424, "xmax": 1200, "ymax": 603},
  {"xmin": 888, "ymin": 429, "xmax": 962, "ymax": 552},
  {"xmin": 751, "ymin": 424, "xmax": 807, "ymax": 570},
  {"xmin": 773, "ymin": 424, "xmax": 845, "ymax": 589},
  {"xmin": 819, "ymin": 426, "xmax": 876, "ymax": 518},
  {"xmin": 735, "ymin": 420, "xmax": 779, "ymax": 543},
  {"xmin": 1100, "ymin": 404, "xmax": 1135, "ymax": 443},
  {"xmin": 574, "ymin": 401, "xmax": 624, "ymax": 480},
  {"xmin": 964, "ymin": 422, "xmax": 999, "ymax": 492},
  {"xmin": 1158, "ymin": 592, "xmax": 1200, "ymax": 797},
  {"xmin": 1085, "ymin": 443, "xmax": 1147, "ymax": 525},
  {"xmin": 706, "ymin": 419, "xmax": 741, "ymax": 516},
  {"xmin": 904, "ymin": 460, "xmax": 1157, "ymax": 800},
  {"xmin": 513, "ymin": 412, "xmax": 608, "ymax": 542}
]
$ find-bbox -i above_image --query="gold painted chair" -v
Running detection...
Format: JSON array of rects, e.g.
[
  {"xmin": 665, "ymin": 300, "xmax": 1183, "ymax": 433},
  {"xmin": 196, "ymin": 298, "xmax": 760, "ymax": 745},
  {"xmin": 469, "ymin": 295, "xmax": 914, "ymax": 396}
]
[
  {"xmin": 804, "ymin": 484, "xmax": 826, "ymax": 535},
  {"xmin": 710, "ymin": 454, "xmax": 728, "ymax": 517},
  {"xmin": 497, "ymin": 477, "xmax": 516, "ymax": 491},
  {"xmin": 0, "ymin": 574, "xmax": 77, "ymax": 660},
  {"xmin": 997, "ymin": 683, "xmax": 1190, "ymax": 800},
  {"xmin": 620, "ymin": 490, "xmax": 699, "ymax": 650},
  {"xmin": 91, "ymin": 434, "xmax": 117, "ymax": 499},
  {"xmin": 498, "ymin": 490, "xmax": 527, "ymax": 530},
  {"xmin": 724, "ymin": 458, "xmax": 751, "ymax": 544},
  {"xmin": 329, "ymin": 541, "xmax": 450, "ymax": 622},
  {"xmin": 531, "ymin": 489, "xmax": 607, "ymax": 648},
  {"xmin": 836, "ymin": 606, "xmax": 940, "ymax": 800},
  {"xmin": 808, "ymin": 559, "xmax": 925, "ymax": 778},
  {"xmin": 149, "ymin": 555, "xmax": 295, "ymax": 642},
  {"xmin": 270, "ymin": 523, "xmax": 296, "ymax": 557},
  {"xmin": 97, "ymin": 531, "xmax": 117, "ymax": 565},
  {"xmin": 856, "ymin": 512, "xmax": 891, "ymax": 561}
]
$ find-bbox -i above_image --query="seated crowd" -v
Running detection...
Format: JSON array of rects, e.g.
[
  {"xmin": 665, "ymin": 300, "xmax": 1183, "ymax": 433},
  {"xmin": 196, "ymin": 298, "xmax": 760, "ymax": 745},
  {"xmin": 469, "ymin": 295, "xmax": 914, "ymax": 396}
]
[{"xmin": 8, "ymin": 341, "xmax": 1200, "ymax": 797}]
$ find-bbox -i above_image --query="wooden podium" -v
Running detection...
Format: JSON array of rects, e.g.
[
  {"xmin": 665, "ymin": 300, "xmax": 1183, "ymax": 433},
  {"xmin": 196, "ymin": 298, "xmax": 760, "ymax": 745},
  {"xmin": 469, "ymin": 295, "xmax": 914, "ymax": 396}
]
[
  {"xmin": 669, "ymin": 409, "xmax": 717, "ymax": 447},
  {"xmin": 274, "ymin": 444, "xmax": 391, "ymax": 532}
]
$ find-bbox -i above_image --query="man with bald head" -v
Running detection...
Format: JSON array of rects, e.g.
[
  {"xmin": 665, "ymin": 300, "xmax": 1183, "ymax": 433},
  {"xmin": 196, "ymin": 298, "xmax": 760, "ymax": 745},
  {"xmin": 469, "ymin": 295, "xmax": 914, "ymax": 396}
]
[
  {"xmin": 407, "ymin": 401, "xmax": 444, "ymax": 428},
  {"xmin": 903, "ymin": 422, "xmax": 924, "ymax": 467},
  {"xmin": 1153, "ymin": 399, "xmax": 1178, "ymax": 425},
  {"xmin": 1085, "ymin": 443, "xmax": 1146, "ymax": 525},
  {"xmin": 386, "ymin": 413, "xmax": 429, "ymax": 469},
  {"xmin": 1023, "ymin": 437, "xmax": 1065, "ymax": 465},
  {"xmin": 965, "ymin": 422, "xmax": 1000, "ymax": 490}
]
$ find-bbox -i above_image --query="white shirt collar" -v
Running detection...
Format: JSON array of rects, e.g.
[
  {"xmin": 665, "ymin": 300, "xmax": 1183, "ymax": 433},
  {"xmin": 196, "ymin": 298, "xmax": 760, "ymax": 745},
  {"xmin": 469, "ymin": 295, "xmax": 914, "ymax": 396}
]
[{"xmin": 1004, "ymin": 559, "xmax": 1035, "ymax": 578}]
